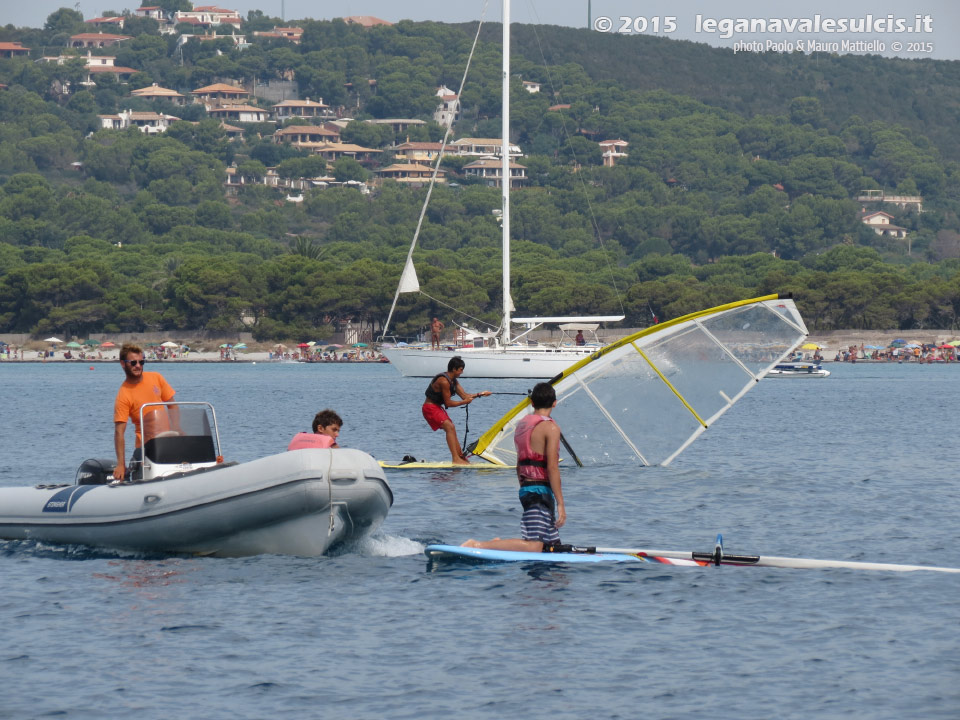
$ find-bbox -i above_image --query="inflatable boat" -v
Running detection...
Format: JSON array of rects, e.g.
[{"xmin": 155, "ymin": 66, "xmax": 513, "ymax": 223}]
[{"xmin": 0, "ymin": 402, "xmax": 392, "ymax": 557}]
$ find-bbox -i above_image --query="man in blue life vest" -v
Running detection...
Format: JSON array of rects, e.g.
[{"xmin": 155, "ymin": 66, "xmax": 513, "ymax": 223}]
[
  {"xmin": 422, "ymin": 356, "xmax": 490, "ymax": 465},
  {"xmin": 462, "ymin": 382, "xmax": 565, "ymax": 551}
]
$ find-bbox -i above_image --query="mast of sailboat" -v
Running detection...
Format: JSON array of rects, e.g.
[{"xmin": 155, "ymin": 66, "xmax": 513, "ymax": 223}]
[{"xmin": 501, "ymin": 0, "xmax": 512, "ymax": 346}]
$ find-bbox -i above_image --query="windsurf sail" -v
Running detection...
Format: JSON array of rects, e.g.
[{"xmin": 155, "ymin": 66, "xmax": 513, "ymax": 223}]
[{"xmin": 471, "ymin": 294, "xmax": 808, "ymax": 467}]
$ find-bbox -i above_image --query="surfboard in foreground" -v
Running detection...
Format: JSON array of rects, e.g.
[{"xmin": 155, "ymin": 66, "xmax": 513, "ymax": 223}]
[
  {"xmin": 425, "ymin": 535, "xmax": 960, "ymax": 573},
  {"xmin": 471, "ymin": 294, "xmax": 809, "ymax": 468},
  {"xmin": 424, "ymin": 544, "xmax": 702, "ymax": 565}
]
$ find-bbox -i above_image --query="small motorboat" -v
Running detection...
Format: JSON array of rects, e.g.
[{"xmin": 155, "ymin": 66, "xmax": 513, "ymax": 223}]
[
  {"xmin": 767, "ymin": 362, "xmax": 831, "ymax": 378},
  {"xmin": 0, "ymin": 402, "xmax": 392, "ymax": 557}
]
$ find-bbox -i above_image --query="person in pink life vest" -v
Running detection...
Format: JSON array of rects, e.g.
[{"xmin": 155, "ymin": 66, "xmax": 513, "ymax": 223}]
[
  {"xmin": 287, "ymin": 409, "xmax": 342, "ymax": 450},
  {"xmin": 461, "ymin": 382, "xmax": 566, "ymax": 551}
]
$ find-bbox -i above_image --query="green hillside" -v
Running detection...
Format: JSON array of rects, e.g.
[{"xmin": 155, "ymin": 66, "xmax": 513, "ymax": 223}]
[{"xmin": 0, "ymin": 10, "xmax": 959, "ymax": 340}]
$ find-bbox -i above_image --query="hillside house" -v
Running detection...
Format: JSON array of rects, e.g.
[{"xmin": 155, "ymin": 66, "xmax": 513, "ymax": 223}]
[
  {"xmin": 599, "ymin": 139, "xmax": 629, "ymax": 167},
  {"xmin": 862, "ymin": 210, "xmax": 908, "ymax": 239},
  {"xmin": 434, "ymin": 86, "xmax": 460, "ymax": 128},
  {"xmin": 174, "ymin": 6, "xmax": 242, "ymax": 28},
  {"xmin": 68, "ymin": 32, "xmax": 132, "ymax": 48},
  {"xmin": 392, "ymin": 141, "xmax": 444, "ymax": 166},
  {"xmin": 85, "ymin": 16, "xmax": 126, "ymax": 30},
  {"xmin": 310, "ymin": 142, "xmax": 382, "ymax": 163},
  {"xmin": 522, "ymin": 80, "xmax": 541, "ymax": 93},
  {"xmin": 131, "ymin": 84, "xmax": 186, "ymax": 105},
  {"xmin": 365, "ymin": 118, "xmax": 426, "ymax": 134},
  {"xmin": 451, "ymin": 138, "xmax": 522, "ymax": 158},
  {"xmin": 462, "ymin": 158, "xmax": 527, "ymax": 188},
  {"xmin": 135, "ymin": 6, "xmax": 165, "ymax": 18},
  {"xmin": 253, "ymin": 26, "xmax": 303, "ymax": 43},
  {"xmin": 98, "ymin": 110, "xmax": 179, "ymax": 134},
  {"xmin": 377, "ymin": 163, "xmax": 446, "ymax": 186},
  {"xmin": 191, "ymin": 82, "xmax": 249, "ymax": 105},
  {"xmin": 0, "ymin": 42, "xmax": 30, "ymax": 58},
  {"xmin": 206, "ymin": 104, "xmax": 269, "ymax": 123},
  {"xmin": 273, "ymin": 125, "xmax": 340, "ymax": 145},
  {"xmin": 220, "ymin": 122, "xmax": 244, "ymax": 140},
  {"xmin": 39, "ymin": 53, "xmax": 136, "ymax": 87},
  {"xmin": 273, "ymin": 98, "xmax": 332, "ymax": 120},
  {"xmin": 857, "ymin": 188, "xmax": 924, "ymax": 212}
]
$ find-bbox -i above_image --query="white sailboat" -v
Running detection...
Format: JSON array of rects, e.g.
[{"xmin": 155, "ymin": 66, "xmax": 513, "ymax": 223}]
[{"xmin": 379, "ymin": 0, "xmax": 623, "ymax": 379}]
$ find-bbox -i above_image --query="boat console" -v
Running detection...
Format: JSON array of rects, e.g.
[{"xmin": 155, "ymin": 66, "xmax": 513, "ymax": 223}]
[
  {"xmin": 137, "ymin": 401, "xmax": 222, "ymax": 481},
  {"xmin": 74, "ymin": 402, "xmax": 223, "ymax": 485}
]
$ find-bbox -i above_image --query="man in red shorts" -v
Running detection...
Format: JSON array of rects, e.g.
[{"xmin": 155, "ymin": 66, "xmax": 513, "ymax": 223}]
[{"xmin": 422, "ymin": 356, "xmax": 490, "ymax": 465}]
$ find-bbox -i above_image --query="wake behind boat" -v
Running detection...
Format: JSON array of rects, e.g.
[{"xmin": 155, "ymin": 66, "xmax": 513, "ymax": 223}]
[{"xmin": 0, "ymin": 402, "xmax": 392, "ymax": 557}]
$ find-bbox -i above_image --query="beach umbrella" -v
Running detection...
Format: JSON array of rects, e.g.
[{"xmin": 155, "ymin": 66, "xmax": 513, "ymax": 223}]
[
  {"xmin": 233, "ymin": 343, "xmax": 247, "ymax": 349},
  {"xmin": 100, "ymin": 341, "xmax": 116, "ymax": 348},
  {"xmin": 160, "ymin": 341, "xmax": 179, "ymax": 348},
  {"xmin": 297, "ymin": 342, "xmax": 310, "ymax": 348},
  {"xmin": 949, "ymin": 340, "xmax": 960, "ymax": 347},
  {"xmin": 43, "ymin": 337, "xmax": 63, "ymax": 344},
  {"xmin": 307, "ymin": 341, "xmax": 317, "ymax": 346},
  {"xmin": 82, "ymin": 338, "xmax": 100, "ymax": 347},
  {"xmin": 65, "ymin": 341, "xmax": 83, "ymax": 348},
  {"xmin": 219, "ymin": 343, "xmax": 232, "ymax": 348},
  {"xmin": 800, "ymin": 342, "xmax": 822, "ymax": 350},
  {"xmin": 352, "ymin": 342, "xmax": 368, "ymax": 348}
]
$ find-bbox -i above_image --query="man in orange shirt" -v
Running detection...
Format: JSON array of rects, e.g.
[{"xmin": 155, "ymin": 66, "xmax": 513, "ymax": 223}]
[{"xmin": 113, "ymin": 343, "xmax": 176, "ymax": 481}]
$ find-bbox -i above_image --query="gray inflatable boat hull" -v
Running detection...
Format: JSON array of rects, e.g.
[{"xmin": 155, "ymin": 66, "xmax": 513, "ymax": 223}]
[{"xmin": 0, "ymin": 449, "xmax": 392, "ymax": 557}]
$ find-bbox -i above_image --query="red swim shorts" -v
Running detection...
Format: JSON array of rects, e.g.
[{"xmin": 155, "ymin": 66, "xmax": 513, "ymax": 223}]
[{"xmin": 422, "ymin": 402, "xmax": 450, "ymax": 431}]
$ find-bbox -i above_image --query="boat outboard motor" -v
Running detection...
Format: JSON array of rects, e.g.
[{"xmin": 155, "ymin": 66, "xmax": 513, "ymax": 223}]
[{"xmin": 75, "ymin": 458, "xmax": 117, "ymax": 485}]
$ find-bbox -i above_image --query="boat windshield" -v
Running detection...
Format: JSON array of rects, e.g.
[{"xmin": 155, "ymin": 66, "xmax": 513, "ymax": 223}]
[{"xmin": 139, "ymin": 402, "xmax": 221, "ymax": 477}]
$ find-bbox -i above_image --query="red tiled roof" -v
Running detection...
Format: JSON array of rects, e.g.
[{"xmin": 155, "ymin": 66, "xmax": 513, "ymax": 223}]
[{"xmin": 191, "ymin": 83, "xmax": 248, "ymax": 94}]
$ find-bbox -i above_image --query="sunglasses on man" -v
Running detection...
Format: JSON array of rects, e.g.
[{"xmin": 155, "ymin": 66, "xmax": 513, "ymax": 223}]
[{"xmin": 124, "ymin": 359, "xmax": 146, "ymax": 366}]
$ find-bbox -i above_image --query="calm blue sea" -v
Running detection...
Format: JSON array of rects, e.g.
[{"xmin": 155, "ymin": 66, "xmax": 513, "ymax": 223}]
[{"xmin": 2, "ymin": 360, "xmax": 959, "ymax": 720}]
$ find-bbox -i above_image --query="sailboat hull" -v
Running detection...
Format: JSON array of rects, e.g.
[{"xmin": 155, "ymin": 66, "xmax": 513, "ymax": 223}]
[{"xmin": 381, "ymin": 346, "xmax": 596, "ymax": 378}]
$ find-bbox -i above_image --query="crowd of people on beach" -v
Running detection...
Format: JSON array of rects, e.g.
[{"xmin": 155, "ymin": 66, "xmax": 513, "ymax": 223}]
[
  {"xmin": 269, "ymin": 348, "xmax": 386, "ymax": 363},
  {"xmin": 798, "ymin": 342, "xmax": 960, "ymax": 363}
]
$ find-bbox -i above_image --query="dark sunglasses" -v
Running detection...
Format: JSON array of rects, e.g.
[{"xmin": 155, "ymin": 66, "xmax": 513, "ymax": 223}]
[{"xmin": 125, "ymin": 359, "xmax": 146, "ymax": 366}]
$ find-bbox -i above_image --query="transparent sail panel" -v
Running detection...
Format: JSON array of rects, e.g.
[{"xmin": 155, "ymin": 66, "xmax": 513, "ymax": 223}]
[
  {"xmin": 697, "ymin": 303, "xmax": 804, "ymax": 375},
  {"xmin": 553, "ymin": 347, "xmax": 704, "ymax": 466},
  {"xmin": 475, "ymin": 297, "xmax": 808, "ymax": 468},
  {"xmin": 636, "ymin": 326, "xmax": 755, "ymax": 426}
]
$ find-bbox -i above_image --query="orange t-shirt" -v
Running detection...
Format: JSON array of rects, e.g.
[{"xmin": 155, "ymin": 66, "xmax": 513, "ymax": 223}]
[{"xmin": 113, "ymin": 371, "xmax": 176, "ymax": 447}]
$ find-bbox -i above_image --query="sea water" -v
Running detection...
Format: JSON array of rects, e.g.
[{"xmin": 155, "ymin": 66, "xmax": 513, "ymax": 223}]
[{"xmin": 1, "ymin": 361, "xmax": 958, "ymax": 719}]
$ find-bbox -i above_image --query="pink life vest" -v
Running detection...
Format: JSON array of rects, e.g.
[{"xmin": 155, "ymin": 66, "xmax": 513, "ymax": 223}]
[
  {"xmin": 287, "ymin": 433, "xmax": 335, "ymax": 451},
  {"xmin": 514, "ymin": 414, "xmax": 554, "ymax": 484}
]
